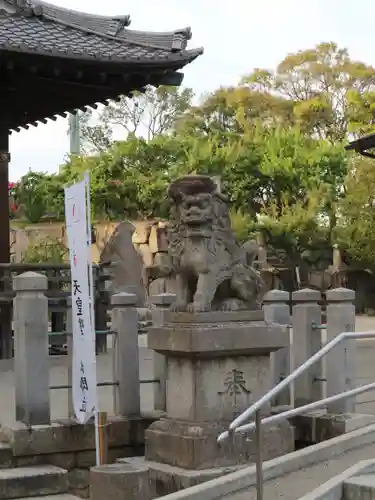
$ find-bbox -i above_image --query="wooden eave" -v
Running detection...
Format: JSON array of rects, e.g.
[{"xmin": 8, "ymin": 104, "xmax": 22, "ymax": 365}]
[{"xmin": 0, "ymin": 0, "xmax": 203, "ymax": 131}]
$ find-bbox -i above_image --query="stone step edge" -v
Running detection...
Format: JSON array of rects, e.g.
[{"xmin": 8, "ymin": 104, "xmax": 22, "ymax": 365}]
[
  {"xmin": 0, "ymin": 465, "xmax": 68, "ymax": 500},
  {"xmin": 157, "ymin": 422, "xmax": 375, "ymax": 499},
  {"xmin": 13, "ymin": 496, "xmax": 80, "ymax": 500},
  {"xmin": 344, "ymin": 472, "xmax": 375, "ymax": 489},
  {"xmin": 297, "ymin": 461, "xmax": 375, "ymax": 499},
  {"xmin": 0, "ymin": 465, "xmax": 67, "ymax": 478},
  {"xmin": 13, "ymin": 493, "xmax": 82, "ymax": 500}
]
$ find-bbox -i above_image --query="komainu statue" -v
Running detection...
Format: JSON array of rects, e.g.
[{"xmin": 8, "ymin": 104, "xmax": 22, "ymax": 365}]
[{"xmin": 152, "ymin": 175, "xmax": 265, "ymax": 312}]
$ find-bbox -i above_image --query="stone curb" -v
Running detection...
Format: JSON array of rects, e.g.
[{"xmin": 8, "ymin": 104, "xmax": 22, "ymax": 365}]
[
  {"xmin": 298, "ymin": 460, "xmax": 375, "ymax": 499},
  {"xmin": 158, "ymin": 423, "xmax": 375, "ymax": 499}
]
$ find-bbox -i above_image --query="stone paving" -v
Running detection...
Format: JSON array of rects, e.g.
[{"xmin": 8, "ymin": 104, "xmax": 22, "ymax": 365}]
[{"xmin": 0, "ymin": 316, "xmax": 374, "ymax": 426}]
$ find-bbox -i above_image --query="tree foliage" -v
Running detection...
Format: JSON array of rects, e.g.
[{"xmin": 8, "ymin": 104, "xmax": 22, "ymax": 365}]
[
  {"xmin": 78, "ymin": 85, "xmax": 194, "ymax": 153},
  {"xmin": 336, "ymin": 155, "xmax": 375, "ymax": 268},
  {"xmin": 242, "ymin": 42, "xmax": 375, "ymax": 142}
]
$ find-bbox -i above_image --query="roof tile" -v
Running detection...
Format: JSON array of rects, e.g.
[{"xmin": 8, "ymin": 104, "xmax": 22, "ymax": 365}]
[{"xmin": 0, "ymin": 1, "xmax": 203, "ymax": 65}]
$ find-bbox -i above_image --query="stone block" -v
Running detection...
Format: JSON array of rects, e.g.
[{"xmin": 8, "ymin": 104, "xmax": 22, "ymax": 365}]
[
  {"xmin": 148, "ymin": 314, "xmax": 288, "ymax": 357},
  {"xmin": 165, "ymin": 310, "xmax": 264, "ymax": 323},
  {"xmin": 90, "ymin": 463, "xmax": 150, "ymax": 500},
  {"xmin": 149, "ymin": 278, "xmax": 167, "ymax": 296},
  {"xmin": 12, "ymin": 452, "xmax": 76, "ymax": 471},
  {"xmin": 75, "ymin": 446, "xmax": 144, "ymax": 469},
  {"xmin": 132, "ymin": 222, "xmax": 152, "ymax": 245},
  {"xmin": 100, "ymin": 221, "xmax": 146, "ymax": 307},
  {"xmin": 137, "ymin": 243, "xmax": 153, "ymax": 267},
  {"xmin": 119, "ymin": 456, "xmax": 242, "ymax": 497},
  {"xmin": 0, "ymin": 444, "xmax": 12, "ymax": 469},
  {"xmin": 2, "ymin": 417, "xmax": 152, "ymax": 457},
  {"xmin": 145, "ymin": 418, "xmax": 294, "ymax": 470},
  {"xmin": 292, "ymin": 412, "xmax": 375, "ymax": 444},
  {"xmin": 67, "ymin": 468, "xmax": 90, "ymax": 490},
  {"xmin": 153, "ymin": 251, "xmax": 170, "ymax": 268},
  {"xmin": 0, "ymin": 465, "xmax": 68, "ymax": 499},
  {"xmin": 166, "ymin": 355, "xmax": 271, "ymax": 421},
  {"xmin": 149, "ymin": 225, "xmax": 168, "ymax": 253},
  {"xmin": 344, "ymin": 474, "xmax": 375, "ymax": 500}
]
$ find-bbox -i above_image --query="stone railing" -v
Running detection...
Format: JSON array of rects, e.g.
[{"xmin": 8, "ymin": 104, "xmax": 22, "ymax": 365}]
[
  {"xmin": 12, "ymin": 271, "xmax": 171, "ymax": 426},
  {"xmin": 0, "ymin": 262, "xmax": 112, "ymax": 359},
  {"xmin": 10, "ymin": 273, "xmax": 359, "ymax": 427},
  {"xmin": 264, "ymin": 287, "xmax": 356, "ymax": 413}
]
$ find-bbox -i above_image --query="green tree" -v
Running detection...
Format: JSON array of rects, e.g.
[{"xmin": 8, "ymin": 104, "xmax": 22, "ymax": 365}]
[
  {"xmin": 13, "ymin": 172, "xmax": 52, "ymax": 223},
  {"xmin": 78, "ymin": 85, "xmax": 194, "ymax": 153},
  {"xmin": 243, "ymin": 42, "xmax": 375, "ymax": 142},
  {"xmin": 21, "ymin": 237, "xmax": 67, "ymax": 264},
  {"xmin": 177, "ymin": 86, "xmax": 294, "ymax": 136},
  {"xmin": 336, "ymin": 155, "xmax": 375, "ymax": 268}
]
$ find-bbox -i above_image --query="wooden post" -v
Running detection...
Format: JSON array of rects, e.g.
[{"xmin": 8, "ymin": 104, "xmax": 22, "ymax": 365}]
[
  {"xmin": 0, "ymin": 133, "xmax": 10, "ymax": 264},
  {"xmin": 0, "ymin": 132, "xmax": 12, "ymax": 359},
  {"xmin": 97, "ymin": 411, "xmax": 108, "ymax": 465}
]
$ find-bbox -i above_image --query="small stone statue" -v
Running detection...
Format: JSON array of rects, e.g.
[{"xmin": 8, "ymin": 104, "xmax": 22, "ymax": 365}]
[{"xmin": 151, "ymin": 175, "xmax": 265, "ymax": 312}]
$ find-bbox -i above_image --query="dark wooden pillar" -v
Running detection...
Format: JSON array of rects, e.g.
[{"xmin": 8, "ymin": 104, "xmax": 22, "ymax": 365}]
[
  {"xmin": 0, "ymin": 132, "xmax": 12, "ymax": 358},
  {"xmin": 0, "ymin": 133, "xmax": 10, "ymax": 263}
]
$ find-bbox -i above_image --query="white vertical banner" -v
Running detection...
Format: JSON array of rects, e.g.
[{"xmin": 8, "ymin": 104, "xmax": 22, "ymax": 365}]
[{"xmin": 64, "ymin": 176, "xmax": 98, "ymax": 425}]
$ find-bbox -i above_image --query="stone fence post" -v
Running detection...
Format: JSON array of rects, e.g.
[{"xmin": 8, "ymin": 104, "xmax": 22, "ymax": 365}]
[
  {"xmin": 13, "ymin": 271, "xmax": 50, "ymax": 425},
  {"xmin": 263, "ymin": 290, "xmax": 291, "ymax": 406},
  {"xmin": 149, "ymin": 293, "xmax": 176, "ymax": 412},
  {"xmin": 111, "ymin": 292, "xmax": 140, "ymax": 416},
  {"xmin": 292, "ymin": 288, "xmax": 323, "ymax": 406},
  {"xmin": 325, "ymin": 288, "xmax": 356, "ymax": 413}
]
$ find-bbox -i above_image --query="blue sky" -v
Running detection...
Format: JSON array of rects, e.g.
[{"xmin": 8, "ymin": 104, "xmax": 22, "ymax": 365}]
[{"xmin": 8, "ymin": 0, "xmax": 375, "ymax": 180}]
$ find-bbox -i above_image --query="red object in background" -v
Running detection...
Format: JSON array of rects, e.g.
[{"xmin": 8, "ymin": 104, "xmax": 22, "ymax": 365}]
[{"xmin": 8, "ymin": 182, "xmax": 18, "ymax": 215}]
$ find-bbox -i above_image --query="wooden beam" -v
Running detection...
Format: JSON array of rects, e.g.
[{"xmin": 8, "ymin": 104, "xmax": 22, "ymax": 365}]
[{"xmin": 0, "ymin": 65, "xmax": 168, "ymax": 130}]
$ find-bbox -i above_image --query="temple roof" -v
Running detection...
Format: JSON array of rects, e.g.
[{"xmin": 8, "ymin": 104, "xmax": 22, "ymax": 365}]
[
  {"xmin": 0, "ymin": 0, "xmax": 201, "ymax": 64},
  {"xmin": 0, "ymin": 0, "xmax": 203, "ymax": 131}
]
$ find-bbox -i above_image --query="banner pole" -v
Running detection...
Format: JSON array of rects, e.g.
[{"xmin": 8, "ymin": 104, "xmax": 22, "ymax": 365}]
[{"xmin": 84, "ymin": 171, "xmax": 101, "ymax": 466}]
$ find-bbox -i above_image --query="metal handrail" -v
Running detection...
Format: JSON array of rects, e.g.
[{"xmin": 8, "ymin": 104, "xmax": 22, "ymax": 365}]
[
  {"xmin": 218, "ymin": 330, "xmax": 375, "ymax": 442},
  {"xmin": 216, "ymin": 330, "xmax": 375, "ymax": 500},
  {"xmin": 224, "ymin": 381, "xmax": 375, "ymax": 436}
]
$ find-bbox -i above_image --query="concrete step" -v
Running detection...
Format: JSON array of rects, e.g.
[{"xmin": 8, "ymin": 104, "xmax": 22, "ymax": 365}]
[
  {"xmin": 344, "ymin": 474, "xmax": 375, "ymax": 499},
  {"xmin": 13, "ymin": 496, "xmax": 79, "ymax": 500},
  {"xmin": 219, "ymin": 442, "xmax": 375, "ymax": 499},
  {"xmin": 0, "ymin": 465, "xmax": 68, "ymax": 499}
]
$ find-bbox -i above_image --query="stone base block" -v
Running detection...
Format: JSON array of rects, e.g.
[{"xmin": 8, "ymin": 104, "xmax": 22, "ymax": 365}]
[
  {"xmin": 0, "ymin": 416, "xmax": 155, "ymax": 458},
  {"xmin": 90, "ymin": 463, "xmax": 150, "ymax": 500},
  {"xmin": 292, "ymin": 411, "xmax": 375, "ymax": 444},
  {"xmin": 0, "ymin": 465, "xmax": 68, "ymax": 499},
  {"xmin": 119, "ymin": 456, "xmax": 243, "ymax": 498},
  {"xmin": 145, "ymin": 417, "xmax": 294, "ymax": 470}
]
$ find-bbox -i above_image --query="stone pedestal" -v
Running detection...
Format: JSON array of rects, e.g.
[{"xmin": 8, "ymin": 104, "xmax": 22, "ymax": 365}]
[{"xmin": 145, "ymin": 310, "xmax": 294, "ymax": 479}]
